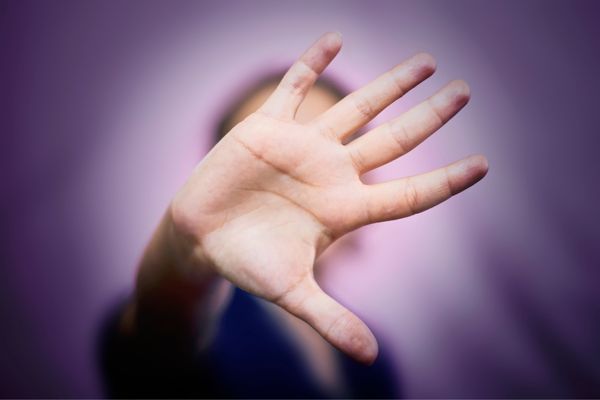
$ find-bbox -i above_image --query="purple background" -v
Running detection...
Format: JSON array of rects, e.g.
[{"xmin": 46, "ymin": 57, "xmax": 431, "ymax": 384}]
[{"xmin": 3, "ymin": 0, "xmax": 600, "ymax": 397}]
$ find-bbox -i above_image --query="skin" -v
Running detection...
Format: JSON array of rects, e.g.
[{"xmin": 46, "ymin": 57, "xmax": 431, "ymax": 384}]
[{"xmin": 129, "ymin": 32, "xmax": 489, "ymax": 366}]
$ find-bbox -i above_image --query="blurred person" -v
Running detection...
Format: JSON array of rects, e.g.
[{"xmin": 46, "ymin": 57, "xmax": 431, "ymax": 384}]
[{"xmin": 99, "ymin": 32, "xmax": 488, "ymax": 398}]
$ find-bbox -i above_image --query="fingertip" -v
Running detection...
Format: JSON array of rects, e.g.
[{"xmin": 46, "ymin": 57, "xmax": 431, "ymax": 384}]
[
  {"xmin": 414, "ymin": 52, "xmax": 437, "ymax": 75},
  {"xmin": 329, "ymin": 30, "xmax": 343, "ymax": 41},
  {"xmin": 302, "ymin": 32, "xmax": 343, "ymax": 75},
  {"xmin": 324, "ymin": 308, "xmax": 379, "ymax": 365},
  {"xmin": 448, "ymin": 79, "xmax": 471, "ymax": 107},
  {"xmin": 346, "ymin": 321, "xmax": 379, "ymax": 365},
  {"xmin": 447, "ymin": 154, "xmax": 489, "ymax": 195},
  {"xmin": 470, "ymin": 154, "xmax": 489, "ymax": 179},
  {"xmin": 361, "ymin": 332, "xmax": 380, "ymax": 366},
  {"xmin": 322, "ymin": 31, "xmax": 343, "ymax": 51}
]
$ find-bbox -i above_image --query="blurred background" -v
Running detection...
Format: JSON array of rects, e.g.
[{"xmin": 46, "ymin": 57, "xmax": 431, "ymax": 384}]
[{"xmin": 2, "ymin": 0, "xmax": 600, "ymax": 397}]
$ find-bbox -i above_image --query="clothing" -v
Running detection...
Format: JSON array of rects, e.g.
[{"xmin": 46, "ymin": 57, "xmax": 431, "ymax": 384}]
[{"xmin": 99, "ymin": 288, "xmax": 400, "ymax": 398}]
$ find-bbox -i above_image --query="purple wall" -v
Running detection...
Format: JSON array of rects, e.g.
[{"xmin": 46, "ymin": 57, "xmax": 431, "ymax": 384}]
[{"xmin": 3, "ymin": 0, "xmax": 600, "ymax": 397}]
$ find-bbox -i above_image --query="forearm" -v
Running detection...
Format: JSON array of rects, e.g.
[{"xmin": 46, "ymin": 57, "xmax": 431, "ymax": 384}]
[{"xmin": 123, "ymin": 205, "xmax": 232, "ymax": 350}]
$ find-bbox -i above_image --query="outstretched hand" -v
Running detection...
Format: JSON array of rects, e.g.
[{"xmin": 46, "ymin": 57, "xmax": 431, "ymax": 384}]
[{"xmin": 170, "ymin": 32, "xmax": 488, "ymax": 364}]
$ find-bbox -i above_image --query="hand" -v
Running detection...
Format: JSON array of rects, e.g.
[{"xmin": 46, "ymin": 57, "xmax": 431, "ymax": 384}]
[{"xmin": 170, "ymin": 32, "xmax": 488, "ymax": 364}]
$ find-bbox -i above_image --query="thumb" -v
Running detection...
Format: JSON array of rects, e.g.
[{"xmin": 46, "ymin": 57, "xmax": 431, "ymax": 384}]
[{"xmin": 275, "ymin": 276, "xmax": 379, "ymax": 365}]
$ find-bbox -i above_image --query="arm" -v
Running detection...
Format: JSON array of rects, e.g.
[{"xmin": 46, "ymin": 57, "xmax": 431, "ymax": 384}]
[
  {"xmin": 100, "ymin": 210, "xmax": 227, "ymax": 397},
  {"xmin": 124, "ymin": 209, "xmax": 231, "ymax": 352}
]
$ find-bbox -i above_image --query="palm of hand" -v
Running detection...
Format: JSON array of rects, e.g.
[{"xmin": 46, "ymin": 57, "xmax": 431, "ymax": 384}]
[
  {"xmin": 172, "ymin": 33, "xmax": 488, "ymax": 364},
  {"xmin": 203, "ymin": 113, "xmax": 364, "ymax": 292}
]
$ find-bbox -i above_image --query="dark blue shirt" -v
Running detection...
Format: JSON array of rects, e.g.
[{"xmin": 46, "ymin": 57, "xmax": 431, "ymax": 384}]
[{"xmin": 99, "ymin": 288, "xmax": 400, "ymax": 398}]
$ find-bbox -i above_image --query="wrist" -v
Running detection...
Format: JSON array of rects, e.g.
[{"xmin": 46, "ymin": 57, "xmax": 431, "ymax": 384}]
[
  {"xmin": 139, "ymin": 203, "xmax": 216, "ymax": 289},
  {"xmin": 130, "ymin": 205, "xmax": 222, "ymax": 337}
]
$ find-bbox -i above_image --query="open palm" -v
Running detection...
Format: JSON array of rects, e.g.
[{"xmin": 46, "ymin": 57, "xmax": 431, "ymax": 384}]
[{"xmin": 171, "ymin": 32, "xmax": 488, "ymax": 364}]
